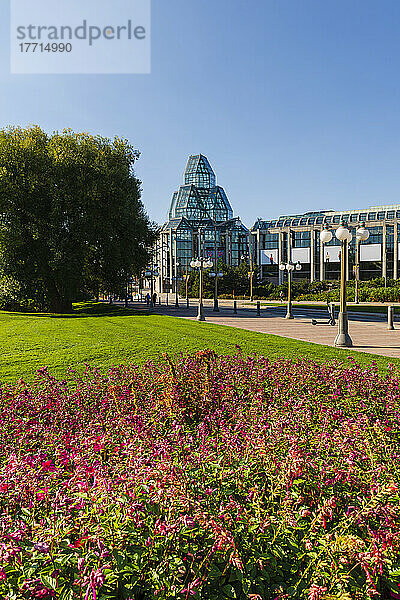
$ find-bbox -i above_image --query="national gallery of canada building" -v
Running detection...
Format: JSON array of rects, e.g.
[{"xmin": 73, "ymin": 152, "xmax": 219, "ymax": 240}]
[{"xmin": 154, "ymin": 154, "xmax": 400, "ymax": 290}]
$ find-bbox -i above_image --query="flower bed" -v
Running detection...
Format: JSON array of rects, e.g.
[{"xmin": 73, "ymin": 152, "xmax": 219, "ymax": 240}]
[{"xmin": 0, "ymin": 351, "xmax": 399, "ymax": 599}]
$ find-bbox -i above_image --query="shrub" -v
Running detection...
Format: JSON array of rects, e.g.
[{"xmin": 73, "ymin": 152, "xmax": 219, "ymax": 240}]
[{"xmin": 0, "ymin": 353, "xmax": 399, "ymax": 599}]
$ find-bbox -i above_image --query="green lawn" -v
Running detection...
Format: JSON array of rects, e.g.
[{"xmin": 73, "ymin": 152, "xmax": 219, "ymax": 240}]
[{"xmin": 0, "ymin": 302, "xmax": 398, "ymax": 384}]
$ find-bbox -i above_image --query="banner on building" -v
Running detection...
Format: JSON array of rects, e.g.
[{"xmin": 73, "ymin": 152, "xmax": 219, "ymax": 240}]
[
  {"xmin": 261, "ymin": 249, "xmax": 278, "ymax": 265},
  {"xmin": 291, "ymin": 248, "xmax": 310, "ymax": 264},
  {"xmin": 360, "ymin": 244, "xmax": 381, "ymax": 262},
  {"xmin": 324, "ymin": 247, "xmax": 341, "ymax": 263},
  {"xmin": 205, "ymin": 249, "xmax": 224, "ymax": 260}
]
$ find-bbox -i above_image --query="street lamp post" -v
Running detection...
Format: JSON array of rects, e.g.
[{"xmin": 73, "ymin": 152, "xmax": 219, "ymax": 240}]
[
  {"xmin": 209, "ymin": 271, "xmax": 223, "ymax": 312},
  {"xmin": 279, "ymin": 261, "xmax": 302, "ymax": 319},
  {"xmin": 249, "ymin": 251, "xmax": 254, "ymax": 302},
  {"xmin": 320, "ymin": 225, "xmax": 333, "ymax": 280},
  {"xmin": 174, "ymin": 261, "xmax": 180, "ymax": 307},
  {"xmin": 185, "ymin": 263, "xmax": 189, "ymax": 306},
  {"xmin": 354, "ymin": 223, "xmax": 370, "ymax": 304},
  {"xmin": 144, "ymin": 265, "xmax": 159, "ymax": 308},
  {"xmin": 241, "ymin": 253, "xmax": 254, "ymax": 302},
  {"xmin": 125, "ymin": 280, "xmax": 129, "ymax": 308},
  {"xmin": 190, "ymin": 257, "xmax": 213, "ymax": 321},
  {"xmin": 334, "ymin": 222, "xmax": 354, "ymax": 347}
]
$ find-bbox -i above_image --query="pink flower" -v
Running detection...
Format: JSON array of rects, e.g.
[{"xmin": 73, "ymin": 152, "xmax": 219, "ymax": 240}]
[
  {"xmin": 180, "ymin": 578, "xmax": 200, "ymax": 595},
  {"xmin": 34, "ymin": 542, "xmax": 50, "ymax": 554},
  {"xmin": 41, "ymin": 460, "xmax": 54, "ymax": 472},
  {"xmin": 305, "ymin": 540, "xmax": 313, "ymax": 551},
  {"xmin": 36, "ymin": 488, "xmax": 49, "ymax": 500},
  {"xmin": 308, "ymin": 584, "xmax": 327, "ymax": 600}
]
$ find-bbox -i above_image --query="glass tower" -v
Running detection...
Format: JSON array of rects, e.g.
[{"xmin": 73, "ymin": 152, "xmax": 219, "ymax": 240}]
[
  {"xmin": 168, "ymin": 154, "xmax": 234, "ymax": 223},
  {"xmin": 155, "ymin": 155, "xmax": 249, "ymax": 293}
]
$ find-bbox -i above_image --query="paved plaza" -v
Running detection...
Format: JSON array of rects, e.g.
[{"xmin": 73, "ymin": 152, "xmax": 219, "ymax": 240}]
[{"xmin": 146, "ymin": 299, "xmax": 400, "ymax": 359}]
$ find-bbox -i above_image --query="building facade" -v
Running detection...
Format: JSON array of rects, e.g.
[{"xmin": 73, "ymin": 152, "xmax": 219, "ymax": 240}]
[
  {"xmin": 155, "ymin": 155, "xmax": 249, "ymax": 293},
  {"xmin": 252, "ymin": 205, "xmax": 400, "ymax": 284}
]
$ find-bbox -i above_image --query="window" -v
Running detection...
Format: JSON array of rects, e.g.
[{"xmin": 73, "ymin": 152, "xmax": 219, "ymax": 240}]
[
  {"xmin": 368, "ymin": 226, "xmax": 383, "ymax": 244},
  {"xmin": 325, "ymin": 216, "xmax": 332, "ymax": 223},
  {"xmin": 350, "ymin": 214, "xmax": 358, "ymax": 222},
  {"xmin": 386, "ymin": 225, "xmax": 394, "ymax": 249},
  {"xmin": 293, "ymin": 231, "xmax": 311, "ymax": 248},
  {"xmin": 308, "ymin": 218, "xmax": 315, "ymax": 224},
  {"xmin": 368, "ymin": 213, "xmax": 376, "ymax": 221},
  {"xmin": 316, "ymin": 217, "xmax": 324, "ymax": 224},
  {"xmin": 387, "ymin": 211, "xmax": 395, "ymax": 219},
  {"xmin": 263, "ymin": 232, "xmax": 279, "ymax": 249},
  {"xmin": 359, "ymin": 213, "xmax": 367, "ymax": 221},
  {"xmin": 300, "ymin": 218, "xmax": 308, "ymax": 225},
  {"xmin": 333, "ymin": 215, "xmax": 340, "ymax": 223},
  {"xmin": 377, "ymin": 212, "xmax": 385, "ymax": 220},
  {"xmin": 284, "ymin": 220, "xmax": 292, "ymax": 226}
]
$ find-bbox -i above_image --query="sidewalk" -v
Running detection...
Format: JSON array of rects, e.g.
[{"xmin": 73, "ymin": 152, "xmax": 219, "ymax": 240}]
[{"xmin": 149, "ymin": 302, "xmax": 400, "ymax": 359}]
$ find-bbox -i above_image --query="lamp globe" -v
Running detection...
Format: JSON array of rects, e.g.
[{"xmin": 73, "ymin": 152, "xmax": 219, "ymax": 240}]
[
  {"xmin": 320, "ymin": 228, "xmax": 333, "ymax": 244},
  {"xmin": 356, "ymin": 226, "xmax": 370, "ymax": 242},
  {"xmin": 335, "ymin": 225, "xmax": 350, "ymax": 242}
]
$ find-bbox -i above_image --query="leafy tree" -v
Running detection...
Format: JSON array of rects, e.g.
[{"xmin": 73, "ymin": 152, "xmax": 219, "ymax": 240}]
[
  {"xmin": 180, "ymin": 261, "xmax": 260, "ymax": 298},
  {"xmin": 0, "ymin": 126, "xmax": 156, "ymax": 312}
]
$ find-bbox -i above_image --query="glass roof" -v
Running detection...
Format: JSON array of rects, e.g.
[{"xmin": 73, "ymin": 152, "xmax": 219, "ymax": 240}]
[
  {"xmin": 251, "ymin": 207, "xmax": 400, "ymax": 230},
  {"xmin": 184, "ymin": 154, "xmax": 216, "ymax": 188},
  {"xmin": 169, "ymin": 155, "xmax": 234, "ymax": 223}
]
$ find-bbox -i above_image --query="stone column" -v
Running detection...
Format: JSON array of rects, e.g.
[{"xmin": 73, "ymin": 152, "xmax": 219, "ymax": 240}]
[
  {"xmin": 155, "ymin": 236, "xmax": 161, "ymax": 293},
  {"xmin": 320, "ymin": 233, "xmax": 324, "ymax": 281},
  {"xmin": 173, "ymin": 232, "xmax": 178, "ymax": 294},
  {"xmin": 191, "ymin": 229, "xmax": 195, "ymax": 260},
  {"xmin": 163, "ymin": 235, "xmax": 167, "ymax": 293},
  {"xmin": 169, "ymin": 230, "xmax": 174, "ymax": 292},
  {"xmin": 310, "ymin": 228, "xmax": 315, "ymax": 282},
  {"xmin": 382, "ymin": 224, "xmax": 387, "ymax": 281},
  {"xmin": 278, "ymin": 232, "xmax": 283, "ymax": 284},
  {"xmin": 225, "ymin": 231, "xmax": 230, "ymax": 266},
  {"xmin": 394, "ymin": 222, "xmax": 398, "ymax": 280}
]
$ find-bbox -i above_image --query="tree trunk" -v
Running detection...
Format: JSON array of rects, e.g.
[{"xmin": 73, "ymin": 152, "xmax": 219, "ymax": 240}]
[
  {"xmin": 45, "ymin": 278, "xmax": 73, "ymax": 313},
  {"xmin": 50, "ymin": 298, "xmax": 73, "ymax": 313}
]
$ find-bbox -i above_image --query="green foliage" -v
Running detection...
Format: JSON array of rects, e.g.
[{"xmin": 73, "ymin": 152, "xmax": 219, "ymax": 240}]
[
  {"xmin": 0, "ymin": 352, "xmax": 399, "ymax": 598},
  {"xmin": 0, "ymin": 125, "xmax": 156, "ymax": 312},
  {"xmin": 180, "ymin": 262, "xmax": 260, "ymax": 298},
  {"xmin": 193, "ymin": 274, "xmax": 400, "ymax": 303}
]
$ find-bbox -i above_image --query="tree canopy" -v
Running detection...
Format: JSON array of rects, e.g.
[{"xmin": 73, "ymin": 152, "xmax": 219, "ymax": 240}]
[{"xmin": 0, "ymin": 126, "xmax": 156, "ymax": 312}]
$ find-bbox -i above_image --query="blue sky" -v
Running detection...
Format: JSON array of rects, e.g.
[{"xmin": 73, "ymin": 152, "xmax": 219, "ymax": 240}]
[{"xmin": 2, "ymin": 0, "xmax": 400, "ymax": 226}]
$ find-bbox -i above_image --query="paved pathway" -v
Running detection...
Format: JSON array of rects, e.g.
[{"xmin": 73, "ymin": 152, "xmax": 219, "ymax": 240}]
[{"xmin": 145, "ymin": 302, "xmax": 400, "ymax": 359}]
